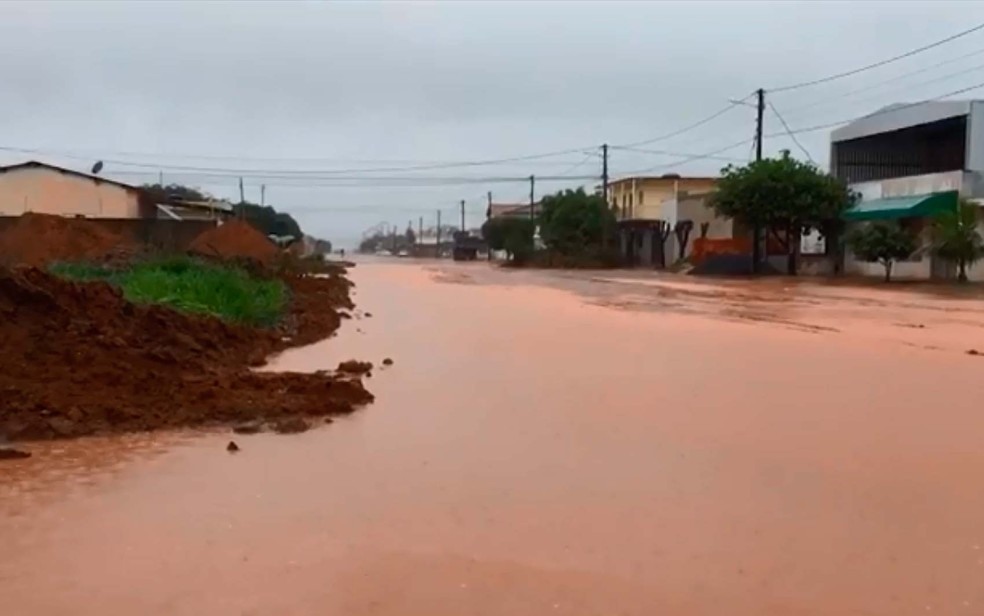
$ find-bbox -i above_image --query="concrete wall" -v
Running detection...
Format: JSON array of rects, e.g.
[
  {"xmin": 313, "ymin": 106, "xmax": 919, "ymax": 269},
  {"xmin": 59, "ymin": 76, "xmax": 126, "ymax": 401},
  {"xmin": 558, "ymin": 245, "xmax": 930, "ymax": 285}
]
[
  {"xmin": 0, "ymin": 216, "xmax": 217, "ymax": 253},
  {"xmin": 0, "ymin": 167, "xmax": 142, "ymax": 218}
]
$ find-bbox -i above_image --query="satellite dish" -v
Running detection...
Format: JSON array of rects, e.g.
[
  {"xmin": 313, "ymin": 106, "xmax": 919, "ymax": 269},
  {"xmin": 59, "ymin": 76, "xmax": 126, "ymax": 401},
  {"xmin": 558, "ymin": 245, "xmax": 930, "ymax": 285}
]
[{"xmin": 91, "ymin": 160, "xmax": 103, "ymax": 175}]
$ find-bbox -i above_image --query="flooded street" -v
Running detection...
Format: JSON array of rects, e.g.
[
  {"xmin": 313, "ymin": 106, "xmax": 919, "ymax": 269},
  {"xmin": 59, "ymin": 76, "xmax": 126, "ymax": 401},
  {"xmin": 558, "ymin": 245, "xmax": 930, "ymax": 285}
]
[{"xmin": 5, "ymin": 260, "xmax": 984, "ymax": 615}]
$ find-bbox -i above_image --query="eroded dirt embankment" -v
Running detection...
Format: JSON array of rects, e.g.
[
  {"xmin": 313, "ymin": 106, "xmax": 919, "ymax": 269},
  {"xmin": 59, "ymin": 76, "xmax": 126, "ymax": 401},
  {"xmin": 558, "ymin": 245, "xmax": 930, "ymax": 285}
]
[{"xmin": 0, "ymin": 265, "xmax": 371, "ymax": 441}]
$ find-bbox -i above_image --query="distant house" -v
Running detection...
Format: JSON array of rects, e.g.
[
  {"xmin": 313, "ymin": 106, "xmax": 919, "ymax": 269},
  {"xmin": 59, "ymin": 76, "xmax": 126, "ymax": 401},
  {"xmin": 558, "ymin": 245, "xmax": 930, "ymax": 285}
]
[
  {"xmin": 830, "ymin": 100, "xmax": 984, "ymax": 280},
  {"xmin": 607, "ymin": 174, "xmax": 727, "ymax": 267},
  {"xmin": 487, "ymin": 202, "xmax": 541, "ymax": 220},
  {"xmin": 0, "ymin": 160, "xmax": 152, "ymax": 218},
  {"xmin": 155, "ymin": 198, "xmax": 233, "ymax": 222}
]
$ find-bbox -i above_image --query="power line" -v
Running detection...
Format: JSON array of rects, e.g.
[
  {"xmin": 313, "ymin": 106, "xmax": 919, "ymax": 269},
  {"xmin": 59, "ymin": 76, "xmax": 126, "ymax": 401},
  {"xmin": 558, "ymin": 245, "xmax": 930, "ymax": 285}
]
[
  {"xmin": 770, "ymin": 21, "xmax": 984, "ymax": 93},
  {"xmin": 612, "ymin": 145, "xmax": 747, "ymax": 163},
  {"xmin": 782, "ymin": 45, "xmax": 984, "ymax": 115},
  {"xmin": 768, "ymin": 101, "xmax": 815, "ymax": 163},
  {"xmin": 618, "ymin": 138, "xmax": 753, "ymax": 176},
  {"xmin": 0, "ymin": 144, "xmax": 600, "ymax": 176},
  {"xmin": 773, "ymin": 78, "xmax": 984, "ymax": 139},
  {"xmin": 615, "ymin": 96, "xmax": 753, "ymax": 148}
]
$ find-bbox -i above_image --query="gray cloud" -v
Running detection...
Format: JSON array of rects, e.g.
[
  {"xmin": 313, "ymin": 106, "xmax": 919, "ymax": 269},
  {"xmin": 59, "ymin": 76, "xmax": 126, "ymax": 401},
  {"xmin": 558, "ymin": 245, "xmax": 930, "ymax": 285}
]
[{"xmin": 0, "ymin": 1, "xmax": 979, "ymax": 244}]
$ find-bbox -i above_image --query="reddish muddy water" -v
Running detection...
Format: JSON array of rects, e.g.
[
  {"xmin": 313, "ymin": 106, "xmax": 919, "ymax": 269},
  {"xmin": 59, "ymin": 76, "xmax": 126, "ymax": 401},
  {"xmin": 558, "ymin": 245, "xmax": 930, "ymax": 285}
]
[{"xmin": 4, "ymin": 261, "xmax": 984, "ymax": 615}]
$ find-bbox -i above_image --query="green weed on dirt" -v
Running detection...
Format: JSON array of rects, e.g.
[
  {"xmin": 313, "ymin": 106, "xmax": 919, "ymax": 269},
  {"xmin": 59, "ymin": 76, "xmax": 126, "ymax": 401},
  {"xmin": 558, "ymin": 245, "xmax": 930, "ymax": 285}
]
[{"xmin": 50, "ymin": 257, "xmax": 287, "ymax": 327}]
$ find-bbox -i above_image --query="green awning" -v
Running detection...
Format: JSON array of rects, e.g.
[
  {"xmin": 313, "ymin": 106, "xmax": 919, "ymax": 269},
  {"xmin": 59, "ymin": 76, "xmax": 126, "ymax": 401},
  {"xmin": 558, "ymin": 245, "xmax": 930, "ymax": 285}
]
[{"xmin": 843, "ymin": 190, "xmax": 958, "ymax": 221}]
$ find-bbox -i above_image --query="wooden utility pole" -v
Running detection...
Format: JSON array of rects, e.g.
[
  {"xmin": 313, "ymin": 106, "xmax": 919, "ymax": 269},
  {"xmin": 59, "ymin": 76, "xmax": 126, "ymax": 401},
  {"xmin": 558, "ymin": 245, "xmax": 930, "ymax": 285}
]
[
  {"xmin": 752, "ymin": 88, "xmax": 765, "ymax": 274},
  {"xmin": 238, "ymin": 177, "xmax": 245, "ymax": 220},
  {"xmin": 418, "ymin": 216, "xmax": 423, "ymax": 241},
  {"xmin": 486, "ymin": 191, "xmax": 493, "ymax": 261},
  {"xmin": 460, "ymin": 199, "xmax": 466, "ymax": 233},
  {"xmin": 158, "ymin": 170, "xmax": 164, "ymax": 186},
  {"xmin": 529, "ymin": 175, "xmax": 535, "ymax": 220},
  {"xmin": 260, "ymin": 184, "xmax": 266, "ymax": 207},
  {"xmin": 436, "ymin": 210, "xmax": 442, "ymax": 258},
  {"xmin": 601, "ymin": 143, "xmax": 609, "ymax": 197}
]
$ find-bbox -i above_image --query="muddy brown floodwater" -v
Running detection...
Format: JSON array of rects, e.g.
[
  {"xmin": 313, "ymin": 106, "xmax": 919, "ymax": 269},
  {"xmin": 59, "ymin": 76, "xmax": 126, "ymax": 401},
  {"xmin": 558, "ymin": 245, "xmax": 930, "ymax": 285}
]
[{"xmin": 5, "ymin": 260, "xmax": 984, "ymax": 615}]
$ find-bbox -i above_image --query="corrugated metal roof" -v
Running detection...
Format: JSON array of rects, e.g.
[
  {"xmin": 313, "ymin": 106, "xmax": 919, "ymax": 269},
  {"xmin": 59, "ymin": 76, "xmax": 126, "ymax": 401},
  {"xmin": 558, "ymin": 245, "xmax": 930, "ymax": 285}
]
[{"xmin": 0, "ymin": 160, "xmax": 142, "ymax": 192}]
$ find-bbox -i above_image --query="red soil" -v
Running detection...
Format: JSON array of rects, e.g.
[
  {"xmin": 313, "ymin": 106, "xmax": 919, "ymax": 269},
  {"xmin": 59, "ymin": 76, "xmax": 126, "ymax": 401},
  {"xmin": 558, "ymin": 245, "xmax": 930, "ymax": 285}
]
[
  {"xmin": 0, "ymin": 266, "xmax": 372, "ymax": 441},
  {"xmin": 0, "ymin": 213, "xmax": 130, "ymax": 267},
  {"xmin": 188, "ymin": 220, "xmax": 279, "ymax": 265}
]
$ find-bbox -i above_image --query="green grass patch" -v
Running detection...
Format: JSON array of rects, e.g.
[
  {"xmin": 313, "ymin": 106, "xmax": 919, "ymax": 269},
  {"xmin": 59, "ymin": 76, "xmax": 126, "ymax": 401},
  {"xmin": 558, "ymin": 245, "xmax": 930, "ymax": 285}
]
[{"xmin": 50, "ymin": 256, "xmax": 287, "ymax": 327}]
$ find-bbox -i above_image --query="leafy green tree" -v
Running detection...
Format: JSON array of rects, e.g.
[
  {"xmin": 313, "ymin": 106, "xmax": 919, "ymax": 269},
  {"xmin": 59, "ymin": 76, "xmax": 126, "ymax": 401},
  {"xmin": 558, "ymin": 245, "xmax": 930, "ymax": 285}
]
[
  {"xmin": 481, "ymin": 217, "xmax": 534, "ymax": 262},
  {"xmin": 538, "ymin": 188, "xmax": 616, "ymax": 257},
  {"xmin": 710, "ymin": 151, "xmax": 855, "ymax": 274},
  {"xmin": 934, "ymin": 199, "xmax": 983, "ymax": 282},
  {"xmin": 847, "ymin": 223, "xmax": 916, "ymax": 282}
]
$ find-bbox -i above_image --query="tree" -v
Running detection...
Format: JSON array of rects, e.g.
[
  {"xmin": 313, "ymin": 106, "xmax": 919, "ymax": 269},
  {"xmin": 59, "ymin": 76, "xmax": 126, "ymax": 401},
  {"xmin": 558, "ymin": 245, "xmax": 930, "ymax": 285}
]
[
  {"xmin": 847, "ymin": 223, "xmax": 916, "ymax": 282},
  {"xmin": 710, "ymin": 151, "xmax": 855, "ymax": 274},
  {"xmin": 538, "ymin": 188, "xmax": 616, "ymax": 257},
  {"xmin": 142, "ymin": 183, "xmax": 209, "ymax": 204},
  {"xmin": 481, "ymin": 217, "xmax": 535, "ymax": 262},
  {"xmin": 405, "ymin": 224, "xmax": 416, "ymax": 245},
  {"xmin": 934, "ymin": 199, "xmax": 983, "ymax": 282}
]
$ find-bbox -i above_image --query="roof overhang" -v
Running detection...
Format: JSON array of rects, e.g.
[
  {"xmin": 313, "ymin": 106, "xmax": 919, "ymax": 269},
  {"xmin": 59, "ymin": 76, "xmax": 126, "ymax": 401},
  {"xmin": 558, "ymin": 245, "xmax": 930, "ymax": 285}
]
[
  {"xmin": 843, "ymin": 190, "xmax": 959, "ymax": 221},
  {"xmin": 831, "ymin": 101, "xmax": 973, "ymax": 143}
]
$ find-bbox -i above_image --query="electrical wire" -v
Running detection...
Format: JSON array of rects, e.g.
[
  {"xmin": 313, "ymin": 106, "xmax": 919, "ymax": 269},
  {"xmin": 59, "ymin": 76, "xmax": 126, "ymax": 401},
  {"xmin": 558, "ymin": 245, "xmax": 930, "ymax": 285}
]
[
  {"xmin": 614, "ymin": 95, "xmax": 754, "ymax": 148},
  {"xmin": 782, "ymin": 45, "xmax": 984, "ymax": 115},
  {"xmin": 771, "ymin": 78, "xmax": 984, "ymax": 139},
  {"xmin": 0, "ymin": 144, "xmax": 601, "ymax": 176},
  {"xmin": 768, "ymin": 101, "xmax": 816, "ymax": 163},
  {"xmin": 769, "ymin": 21, "xmax": 984, "ymax": 93},
  {"xmin": 612, "ymin": 145, "xmax": 747, "ymax": 163},
  {"xmin": 618, "ymin": 138, "xmax": 754, "ymax": 176}
]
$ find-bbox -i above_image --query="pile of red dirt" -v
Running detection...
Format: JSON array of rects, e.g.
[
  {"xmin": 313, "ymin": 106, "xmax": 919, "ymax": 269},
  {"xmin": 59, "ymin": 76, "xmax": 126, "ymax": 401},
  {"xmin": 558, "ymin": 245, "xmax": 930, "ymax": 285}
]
[
  {"xmin": 188, "ymin": 220, "xmax": 279, "ymax": 265},
  {"xmin": 0, "ymin": 266, "xmax": 372, "ymax": 441},
  {"xmin": 0, "ymin": 213, "xmax": 130, "ymax": 267},
  {"xmin": 278, "ymin": 265, "xmax": 353, "ymax": 347}
]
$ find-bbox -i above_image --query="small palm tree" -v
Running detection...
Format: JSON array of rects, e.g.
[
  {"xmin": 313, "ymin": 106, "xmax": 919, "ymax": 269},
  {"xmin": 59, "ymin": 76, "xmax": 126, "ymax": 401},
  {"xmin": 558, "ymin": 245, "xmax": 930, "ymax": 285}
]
[{"xmin": 934, "ymin": 200, "xmax": 983, "ymax": 282}]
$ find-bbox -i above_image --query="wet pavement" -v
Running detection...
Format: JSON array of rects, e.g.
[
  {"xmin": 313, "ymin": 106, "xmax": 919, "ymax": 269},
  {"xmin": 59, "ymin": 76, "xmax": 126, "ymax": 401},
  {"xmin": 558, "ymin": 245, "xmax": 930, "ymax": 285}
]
[{"xmin": 4, "ymin": 260, "xmax": 984, "ymax": 615}]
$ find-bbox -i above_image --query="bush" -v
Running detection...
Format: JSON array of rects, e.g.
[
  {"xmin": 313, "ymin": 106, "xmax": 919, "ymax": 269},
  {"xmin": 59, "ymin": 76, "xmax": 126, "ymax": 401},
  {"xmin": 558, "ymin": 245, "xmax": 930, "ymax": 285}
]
[
  {"xmin": 482, "ymin": 217, "xmax": 535, "ymax": 262},
  {"xmin": 846, "ymin": 223, "xmax": 917, "ymax": 282},
  {"xmin": 538, "ymin": 188, "xmax": 616, "ymax": 257},
  {"xmin": 50, "ymin": 257, "xmax": 287, "ymax": 326}
]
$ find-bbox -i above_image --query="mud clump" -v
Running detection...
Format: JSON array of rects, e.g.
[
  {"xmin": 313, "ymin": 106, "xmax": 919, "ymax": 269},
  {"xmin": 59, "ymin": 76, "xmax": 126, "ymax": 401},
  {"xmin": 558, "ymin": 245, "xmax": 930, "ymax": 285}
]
[
  {"xmin": 0, "ymin": 213, "xmax": 130, "ymax": 268},
  {"xmin": 188, "ymin": 220, "xmax": 279, "ymax": 265},
  {"xmin": 0, "ymin": 267, "xmax": 373, "ymax": 441},
  {"xmin": 0, "ymin": 448, "xmax": 31, "ymax": 460},
  {"xmin": 382, "ymin": 358, "xmax": 394, "ymax": 366},
  {"xmin": 338, "ymin": 360, "xmax": 373, "ymax": 375},
  {"xmin": 226, "ymin": 441, "xmax": 240, "ymax": 452},
  {"xmin": 272, "ymin": 417, "xmax": 310, "ymax": 434}
]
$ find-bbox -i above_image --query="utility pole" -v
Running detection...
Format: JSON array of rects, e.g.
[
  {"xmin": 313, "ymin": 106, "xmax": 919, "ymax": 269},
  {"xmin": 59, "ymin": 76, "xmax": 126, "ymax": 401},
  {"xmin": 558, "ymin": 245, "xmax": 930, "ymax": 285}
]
[
  {"xmin": 260, "ymin": 184, "xmax": 266, "ymax": 207},
  {"xmin": 436, "ymin": 209, "xmax": 442, "ymax": 259},
  {"xmin": 158, "ymin": 170, "xmax": 164, "ymax": 186},
  {"xmin": 752, "ymin": 88, "xmax": 765, "ymax": 273},
  {"xmin": 418, "ymin": 216, "xmax": 423, "ymax": 242},
  {"xmin": 486, "ymin": 191, "xmax": 493, "ymax": 261},
  {"xmin": 238, "ymin": 177, "xmax": 245, "ymax": 220},
  {"xmin": 601, "ymin": 143, "xmax": 609, "ymax": 198},
  {"xmin": 460, "ymin": 199, "xmax": 466, "ymax": 233},
  {"xmin": 602, "ymin": 144, "xmax": 610, "ymax": 249},
  {"xmin": 529, "ymin": 175, "xmax": 535, "ymax": 220}
]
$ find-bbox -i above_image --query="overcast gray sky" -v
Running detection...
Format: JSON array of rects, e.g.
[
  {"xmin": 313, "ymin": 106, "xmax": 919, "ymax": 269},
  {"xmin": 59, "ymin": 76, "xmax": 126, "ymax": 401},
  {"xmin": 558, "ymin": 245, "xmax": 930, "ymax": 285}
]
[{"xmin": 0, "ymin": 1, "xmax": 981, "ymax": 246}]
